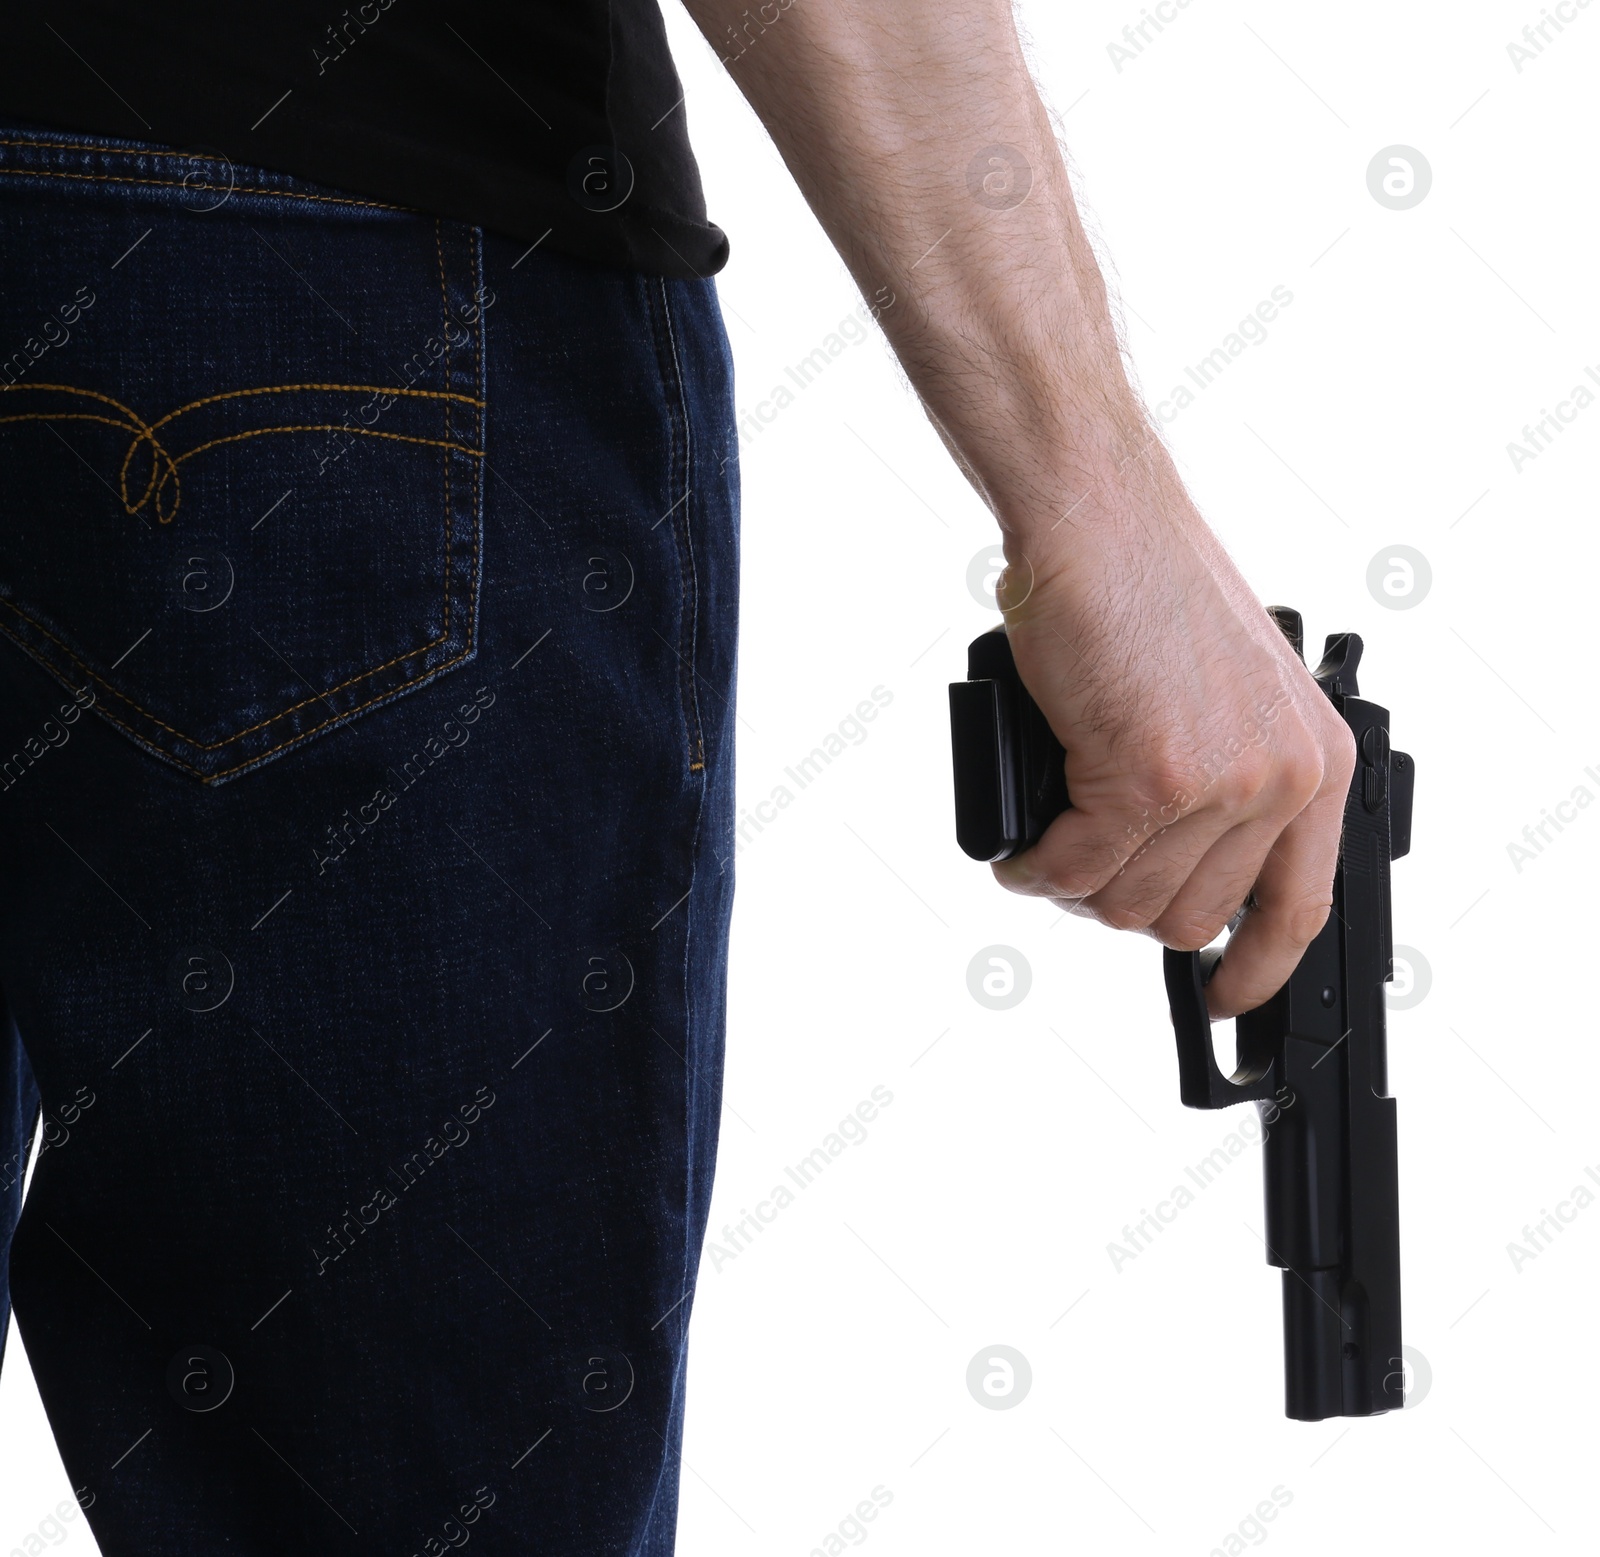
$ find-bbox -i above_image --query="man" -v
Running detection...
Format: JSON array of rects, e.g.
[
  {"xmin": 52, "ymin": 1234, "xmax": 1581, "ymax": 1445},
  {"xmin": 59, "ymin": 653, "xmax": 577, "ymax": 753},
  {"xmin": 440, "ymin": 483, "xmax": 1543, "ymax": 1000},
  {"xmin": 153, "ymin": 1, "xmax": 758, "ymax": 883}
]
[{"xmin": 0, "ymin": 2, "xmax": 1351, "ymax": 1550}]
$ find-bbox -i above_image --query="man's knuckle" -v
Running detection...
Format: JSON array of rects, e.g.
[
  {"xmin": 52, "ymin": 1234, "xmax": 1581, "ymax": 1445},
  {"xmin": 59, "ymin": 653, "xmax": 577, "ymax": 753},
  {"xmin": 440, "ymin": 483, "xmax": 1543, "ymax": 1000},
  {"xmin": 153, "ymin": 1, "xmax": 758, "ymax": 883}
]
[
  {"xmin": 1276, "ymin": 742, "xmax": 1326, "ymax": 808},
  {"xmin": 1217, "ymin": 744, "xmax": 1274, "ymax": 807},
  {"xmin": 1138, "ymin": 752, "xmax": 1200, "ymax": 814}
]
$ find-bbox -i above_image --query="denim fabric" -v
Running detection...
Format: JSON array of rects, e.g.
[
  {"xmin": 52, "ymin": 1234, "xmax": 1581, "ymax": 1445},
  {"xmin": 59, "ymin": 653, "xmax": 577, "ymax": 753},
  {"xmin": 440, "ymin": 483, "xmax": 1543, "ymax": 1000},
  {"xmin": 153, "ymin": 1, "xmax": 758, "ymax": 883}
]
[{"xmin": 0, "ymin": 124, "xmax": 738, "ymax": 1554}]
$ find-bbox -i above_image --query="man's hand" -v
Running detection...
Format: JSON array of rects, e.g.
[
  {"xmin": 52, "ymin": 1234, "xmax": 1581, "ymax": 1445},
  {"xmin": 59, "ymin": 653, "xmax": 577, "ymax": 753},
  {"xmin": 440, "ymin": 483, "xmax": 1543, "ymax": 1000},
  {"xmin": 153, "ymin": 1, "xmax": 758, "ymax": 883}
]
[
  {"xmin": 991, "ymin": 467, "xmax": 1355, "ymax": 1019},
  {"xmin": 682, "ymin": 0, "xmax": 1355, "ymax": 1015}
]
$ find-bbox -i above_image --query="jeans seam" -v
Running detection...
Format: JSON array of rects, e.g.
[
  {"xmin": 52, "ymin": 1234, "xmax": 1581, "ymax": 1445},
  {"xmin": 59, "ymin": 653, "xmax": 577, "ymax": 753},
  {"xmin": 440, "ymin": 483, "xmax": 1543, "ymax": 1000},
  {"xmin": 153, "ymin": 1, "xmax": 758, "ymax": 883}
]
[
  {"xmin": 650, "ymin": 279, "xmax": 705, "ymax": 774},
  {"xmin": 635, "ymin": 736, "xmax": 709, "ymax": 1557}
]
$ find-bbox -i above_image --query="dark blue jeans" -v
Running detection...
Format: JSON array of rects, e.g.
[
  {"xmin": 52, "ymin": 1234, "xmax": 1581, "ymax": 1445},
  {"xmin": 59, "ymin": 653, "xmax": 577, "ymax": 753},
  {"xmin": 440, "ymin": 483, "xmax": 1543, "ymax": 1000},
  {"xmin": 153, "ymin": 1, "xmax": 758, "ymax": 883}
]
[{"xmin": 0, "ymin": 123, "xmax": 738, "ymax": 1554}]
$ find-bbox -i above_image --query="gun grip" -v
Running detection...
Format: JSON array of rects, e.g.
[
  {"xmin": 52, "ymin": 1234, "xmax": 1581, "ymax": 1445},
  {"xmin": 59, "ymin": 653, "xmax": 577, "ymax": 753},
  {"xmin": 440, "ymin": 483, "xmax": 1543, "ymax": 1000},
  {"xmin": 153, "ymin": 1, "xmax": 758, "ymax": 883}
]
[
  {"xmin": 1163, "ymin": 946, "xmax": 1278, "ymax": 1110},
  {"xmin": 948, "ymin": 627, "xmax": 1069, "ymax": 862},
  {"xmin": 949, "ymin": 678, "xmax": 1018, "ymax": 862}
]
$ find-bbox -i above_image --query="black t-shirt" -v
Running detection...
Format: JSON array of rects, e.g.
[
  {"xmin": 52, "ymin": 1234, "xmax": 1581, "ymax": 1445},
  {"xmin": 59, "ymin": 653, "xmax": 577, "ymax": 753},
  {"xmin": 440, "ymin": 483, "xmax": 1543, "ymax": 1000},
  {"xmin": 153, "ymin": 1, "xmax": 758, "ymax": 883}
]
[{"xmin": 0, "ymin": 2, "xmax": 727, "ymax": 279}]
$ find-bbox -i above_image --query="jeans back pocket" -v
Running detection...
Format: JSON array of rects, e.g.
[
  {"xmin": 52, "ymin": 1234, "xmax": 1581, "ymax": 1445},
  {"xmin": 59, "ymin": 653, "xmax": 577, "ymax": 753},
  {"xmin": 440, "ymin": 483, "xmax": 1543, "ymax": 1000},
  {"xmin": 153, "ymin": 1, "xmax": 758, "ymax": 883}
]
[{"xmin": 0, "ymin": 131, "xmax": 488, "ymax": 783}]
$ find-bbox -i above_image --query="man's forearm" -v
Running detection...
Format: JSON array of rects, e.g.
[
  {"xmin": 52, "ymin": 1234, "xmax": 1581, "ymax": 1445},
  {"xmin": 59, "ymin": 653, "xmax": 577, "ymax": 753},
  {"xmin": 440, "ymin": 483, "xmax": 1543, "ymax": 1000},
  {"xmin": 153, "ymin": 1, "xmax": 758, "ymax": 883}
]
[{"xmin": 680, "ymin": 0, "xmax": 1151, "ymax": 551}]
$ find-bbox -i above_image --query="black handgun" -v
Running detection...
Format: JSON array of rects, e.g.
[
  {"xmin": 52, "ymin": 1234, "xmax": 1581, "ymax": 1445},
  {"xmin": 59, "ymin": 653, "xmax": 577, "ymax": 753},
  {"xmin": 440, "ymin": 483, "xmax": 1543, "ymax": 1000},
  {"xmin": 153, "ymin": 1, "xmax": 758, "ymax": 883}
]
[{"xmin": 948, "ymin": 609, "xmax": 1413, "ymax": 1420}]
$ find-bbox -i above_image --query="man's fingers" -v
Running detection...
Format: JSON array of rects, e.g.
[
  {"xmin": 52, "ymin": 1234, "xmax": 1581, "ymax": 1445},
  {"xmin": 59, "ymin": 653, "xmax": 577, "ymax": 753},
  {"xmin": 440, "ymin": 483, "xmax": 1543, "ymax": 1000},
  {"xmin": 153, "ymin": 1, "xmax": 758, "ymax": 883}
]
[
  {"xmin": 991, "ymin": 804, "xmax": 1226, "ymax": 917},
  {"xmin": 990, "ymin": 804, "xmax": 1128, "ymax": 904},
  {"xmin": 1143, "ymin": 823, "xmax": 1278, "ymax": 952},
  {"xmin": 1202, "ymin": 789, "xmax": 1347, "ymax": 1020}
]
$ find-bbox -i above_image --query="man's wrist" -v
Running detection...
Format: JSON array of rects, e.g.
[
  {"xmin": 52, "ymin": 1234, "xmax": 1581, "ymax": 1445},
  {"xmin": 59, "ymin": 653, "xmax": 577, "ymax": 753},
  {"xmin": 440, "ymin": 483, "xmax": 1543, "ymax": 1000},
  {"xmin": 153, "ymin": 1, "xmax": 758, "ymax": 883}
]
[
  {"xmin": 883, "ymin": 275, "xmax": 1166, "ymax": 553},
  {"xmin": 979, "ymin": 400, "xmax": 1182, "ymax": 556}
]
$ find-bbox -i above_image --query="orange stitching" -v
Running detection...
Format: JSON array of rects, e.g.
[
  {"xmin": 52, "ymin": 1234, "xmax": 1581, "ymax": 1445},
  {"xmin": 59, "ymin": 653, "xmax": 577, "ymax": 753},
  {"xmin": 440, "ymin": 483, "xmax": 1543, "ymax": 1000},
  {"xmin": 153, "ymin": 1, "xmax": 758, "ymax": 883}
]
[
  {"xmin": 149, "ymin": 425, "xmax": 483, "ymax": 522},
  {"xmin": 0, "ymin": 228, "xmax": 487, "ymax": 776},
  {"xmin": 0, "ymin": 411, "xmax": 136, "ymax": 433},
  {"xmin": 0, "ymin": 383, "xmax": 170, "ymax": 507},
  {"xmin": 143, "ymin": 382, "xmax": 485, "ymax": 428},
  {"xmin": 133, "ymin": 384, "xmax": 486, "ymax": 511},
  {"xmin": 1, "ymin": 383, "xmax": 484, "ymax": 523},
  {"xmin": 0, "ymin": 382, "xmax": 161, "ymax": 430},
  {"xmin": 114, "ymin": 413, "xmax": 184, "ymax": 522},
  {"xmin": 172, "ymin": 425, "xmax": 482, "ymax": 464},
  {"xmin": 0, "ymin": 410, "xmax": 182, "ymax": 514},
  {"xmin": 0, "ymin": 414, "xmax": 483, "ymax": 522},
  {"xmin": 0, "ymin": 164, "xmax": 409, "ymax": 213},
  {"xmin": 3, "ymin": 382, "xmax": 181, "ymax": 512}
]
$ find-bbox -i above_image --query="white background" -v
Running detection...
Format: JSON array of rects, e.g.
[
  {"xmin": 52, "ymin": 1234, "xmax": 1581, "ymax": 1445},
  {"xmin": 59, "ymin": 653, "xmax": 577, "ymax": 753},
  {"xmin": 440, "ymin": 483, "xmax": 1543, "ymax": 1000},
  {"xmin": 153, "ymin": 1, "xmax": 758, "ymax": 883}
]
[{"xmin": 7, "ymin": 1, "xmax": 1600, "ymax": 1553}]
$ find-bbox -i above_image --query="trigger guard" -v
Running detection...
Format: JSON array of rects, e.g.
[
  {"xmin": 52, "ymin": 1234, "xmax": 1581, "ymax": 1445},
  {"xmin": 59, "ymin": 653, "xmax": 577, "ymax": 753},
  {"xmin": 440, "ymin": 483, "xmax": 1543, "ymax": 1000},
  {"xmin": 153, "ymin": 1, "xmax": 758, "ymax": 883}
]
[{"xmin": 1164, "ymin": 945, "xmax": 1277, "ymax": 1110}]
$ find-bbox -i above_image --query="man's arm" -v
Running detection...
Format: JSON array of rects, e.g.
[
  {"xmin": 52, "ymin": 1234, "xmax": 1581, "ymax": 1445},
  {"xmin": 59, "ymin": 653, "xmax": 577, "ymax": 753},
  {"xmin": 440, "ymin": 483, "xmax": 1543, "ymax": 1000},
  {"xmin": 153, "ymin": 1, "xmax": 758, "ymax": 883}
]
[{"xmin": 679, "ymin": 0, "xmax": 1355, "ymax": 1017}]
